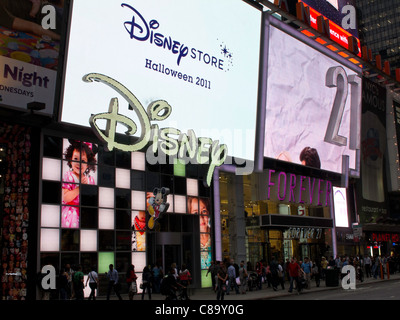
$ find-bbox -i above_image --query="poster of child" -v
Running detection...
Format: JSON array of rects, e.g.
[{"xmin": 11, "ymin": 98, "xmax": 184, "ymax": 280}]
[
  {"xmin": 132, "ymin": 211, "xmax": 146, "ymax": 251},
  {"xmin": 61, "ymin": 139, "xmax": 97, "ymax": 228}
]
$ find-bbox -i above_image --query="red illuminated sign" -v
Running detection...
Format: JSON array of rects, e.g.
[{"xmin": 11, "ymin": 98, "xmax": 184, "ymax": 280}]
[
  {"xmin": 299, "ymin": 1, "xmax": 361, "ymax": 57},
  {"xmin": 371, "ymin": 233, "xmax": 400, "ymax": 243}
]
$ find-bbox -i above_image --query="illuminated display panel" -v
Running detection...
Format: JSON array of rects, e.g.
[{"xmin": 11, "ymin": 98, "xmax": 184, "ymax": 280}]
[
  {"xmin": 299, "ymin": 0, "xmax": 361, "ymax": 55},
  {"xmin": 333, "ymin": 187, "xmax": 349, "ymax": 228},
  {"xmin": 263, "ymin": 25, "xmax": 361, "ymax": 176},
  {"xmin": 60, "ymin": 0, "xmax": 261, "ymax": 161},
  {"xmin": 0, "ymin": 2, "xmax": 65, "ymax": 114},
  {"xmin": 40, "ymin": 135, "xmax": 213, "ymax": 289}
]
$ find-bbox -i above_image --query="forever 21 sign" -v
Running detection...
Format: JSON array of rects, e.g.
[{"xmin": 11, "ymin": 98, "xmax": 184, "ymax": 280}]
[{"xmin": 286, "ymin": 227, "xmax": 323, "ymax": 240}]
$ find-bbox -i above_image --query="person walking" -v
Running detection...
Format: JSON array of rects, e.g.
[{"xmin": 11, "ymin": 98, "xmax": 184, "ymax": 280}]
[
  {"xmin": 216, "ymin": 261, "xmax": 228, "ymax": 300},
  {"xmin": 141, "ymin": 266, "xmax": 152, "ymax": 300},
  {"xmin": 321, "ymin": 256, "xmax": 328, "ymax": 280},
  {"xmin": 106, "ymin": 264, "xmax": 123, "ymax": 300},
  {"xmin": 278, "ymin": 259, "xmax": 285, "ymax": 290},
  {"xmin": 65, "ymin": 263, "xmax": 74, "ymax": 299},
  {"xmin": 152, "ymin": 264, "xmax": 162, "ymax": 294},
  {"xmin": 288, "ymin": 257, "xmax": 301, "ymax": 294},
  {"xmin": 206, "ymin": 261, "xmax": 217, "ymax": 292},
  {"xmin": 239, "ymin": 261, "xmax": 248, "ymax": 294},
  {"xmin": 364, "ymin": 255, "xmax": 371, "ymax": 278},
  {"xmin": 85, "ymin": 266, "xmax": 98, "ymax": 300},
  {"xmin": 301, "ymin": 257, "xmax": 312, "ymax": 289},
  {"xmin": 58, "ymin": 268, "xmax": 69, "ymax": 300},
  {"xmin": 126, "ymin": 264, "xmax": 138, "ymax": 300},
  {"xmin": 73, "ymin": 265, "xmax": 84, "ymax": 300},
  {"xmin": 269, "ymin": 257, "xmax": 279, "ymax": 291},
  {"xmin": 312, "ymin": 260, "xmax": 321, "ymax": 287},
  {"xmin": 226, "ymin": 259, "xmax": 239, "ymax": 295},
  {"xmin": 179, "ymin": 264, "xmax": 191, "ymax": 300}
]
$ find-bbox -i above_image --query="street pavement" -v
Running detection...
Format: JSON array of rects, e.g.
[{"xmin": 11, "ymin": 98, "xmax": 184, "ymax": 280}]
[{"xmin": 97, "ymin": 272, "xmax": 400, "ymax": 301}]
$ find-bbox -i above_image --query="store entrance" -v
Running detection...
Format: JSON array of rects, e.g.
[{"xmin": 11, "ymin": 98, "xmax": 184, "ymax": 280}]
[
  {"xmin": 299, "ymin": 243, "xmax": 321, "ymax": 263},
  {"xmin": 156, "ymin": 244, "xmax": 181, "ymax": 274},
  {"xmin": 149, "ymin": 232, "xmax": 194, "ymax": 277}
]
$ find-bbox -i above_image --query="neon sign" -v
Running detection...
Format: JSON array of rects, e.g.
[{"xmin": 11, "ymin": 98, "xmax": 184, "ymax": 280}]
[
  {"xmin": 86, "ymin": 73, "xmax": 227, "ymax": 187},
  {"xmin": 371, "ymin": 233, "xmax": 400, "ymax": 243},
  {"xmin": 267, "ymin": 169, "xmax": 332, "ymax": 206}
]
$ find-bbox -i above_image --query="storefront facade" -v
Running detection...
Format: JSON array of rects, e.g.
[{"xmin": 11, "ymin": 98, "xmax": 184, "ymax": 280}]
[
  {"xmin": 38, "ymin": 124, "xmax": 216, "ymax": 297},
  {"xmin": 216, "ymin": 164, "xmax": 339, "ymax": 267}
]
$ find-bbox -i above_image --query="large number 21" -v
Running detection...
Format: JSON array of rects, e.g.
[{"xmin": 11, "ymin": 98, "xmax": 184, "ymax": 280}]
[{"xmin": 324, "ymin": 66, "xmax": 361, "ymax": 151}]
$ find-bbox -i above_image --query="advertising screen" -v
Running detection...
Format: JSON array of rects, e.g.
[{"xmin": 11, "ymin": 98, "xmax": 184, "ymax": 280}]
[
  {"xmin": 298, "ymin": 0, "xmax": 361, "ymax": 54},
  {"xmin": 60, "ymin": 0, "xmax": 262, "ymax": 162},
  {"xmin": 263, "ymin": 25, "xmax": 361, "ymax": 175},
  {"xmin": 333, "ymin": 186, "xmax": 349, "ymax": 227},
  {"xmin": 0, "ymin": 1, "xmax": 65, "ymax": 115}
]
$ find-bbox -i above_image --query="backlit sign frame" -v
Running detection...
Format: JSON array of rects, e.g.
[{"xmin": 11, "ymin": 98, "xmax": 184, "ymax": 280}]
[
  {"xmin": 255, "ymin": 13, "xmax": 362, "ymax": 179},
  {"xmin": 59, "ymin": 0, "xmax": 262, "ymax": 165}
]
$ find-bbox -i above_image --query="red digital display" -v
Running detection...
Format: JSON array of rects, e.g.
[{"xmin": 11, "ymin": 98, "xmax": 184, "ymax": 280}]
[{"xmin": 299, "ymin": 1, "xmax": 361, "ymax": 57}]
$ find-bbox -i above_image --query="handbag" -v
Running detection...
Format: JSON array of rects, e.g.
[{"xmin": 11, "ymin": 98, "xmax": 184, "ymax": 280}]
[
  {"xmin": 130, "ymin": 281, "xmax": 137, "ymax": 293},
  {"xmin": 89, "ymin": 272, "xmax": 98, "ymax": 289}
]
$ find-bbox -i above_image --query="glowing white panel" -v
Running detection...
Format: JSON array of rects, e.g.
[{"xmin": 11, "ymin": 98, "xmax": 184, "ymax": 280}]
[
  {"xmin": 41, "ymin": 204, "xmax": 60, "ymax": 228},
  {"xmin": 167, "ymin": 196, "xmax": 173, "ymax": 213},
  {"xmin": 136, "ymin": 273, "xmax": 143, "ymax": 294},
  {"xmin": 99, "ymin": 187, "xmax": 114, "ymax": 208},
  {"xmin": 132, "ymin": 252, "xmax": 147, "ymax": 272},
  {"xmin": 174, "ymin": 195, "xmax": 186, "ymax": 213},
  {"xmin": 115, "ymin": 168, "xmax": 130, "ymax": 189},
  {"xmin": 132, "ymin": 191, "xmax": 146, "ymax": 210},
  {"xmin": 40, "ymin": 229, "xmax": 59, "ymax": 251},
  {"xmin": 80, "ymin": 230, "xmax": 97, "ymax": 251},
  {"xmin": 333, "ymin": 187, "xmax": 349, "ymax": 228},
  {"xmin": 132, "ymin": 152, "xmax": 146, "ymax": 171},
  {"xmin": 186, "ymin": 178, "xmax": 198, "ymax": 196},
  {"xmin": 98, "ymin": 208, "xmax": 115, "ymax": 229},
  {"xmin": 42, "ymin": 158, "xmax": 61, "ymax": 181},
  {"xmin": 61, "ymin": 0, "xmax": 262, "ymax": 161},
  {"xmin": 264, "ymin": 26, "xmax": 361, "ymax": 175}
]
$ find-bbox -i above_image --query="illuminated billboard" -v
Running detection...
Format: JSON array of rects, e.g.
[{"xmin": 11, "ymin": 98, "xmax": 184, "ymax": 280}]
[
  {"xmin": 333, "ymin": 186, "xmax": 349, "ymax": 227},
  {"xmin": 262, "ymin": 23, "xmax": 361, "ymax": 176},
  {"xmin": 60, "ymin": 0, "xmax": 262, "ymax": 162},
  {"xmin": 0, "ymin": 1, "xmax": 65, "ymax": 115},
  {"xmin": 299, "ymin": 0, "xmax": 361, "ymax": 54}
]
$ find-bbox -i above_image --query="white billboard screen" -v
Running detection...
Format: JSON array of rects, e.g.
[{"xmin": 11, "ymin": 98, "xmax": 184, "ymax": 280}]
[
  {"xmin": 333, "ymin": 186, "xmax": 349, "ymax": 228},
  {"xmin": 60, "ymin": 0, "xmax": 262, "ymax": 161},
  {"xmin": 263, "ymin": 26, "xmax": 361, "ymax": 175}
]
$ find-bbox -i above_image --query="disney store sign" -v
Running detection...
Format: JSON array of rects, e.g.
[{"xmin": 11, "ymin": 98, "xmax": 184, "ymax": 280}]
[{"xmin": 86, "ymin": 73, "xmax": 228, "ymax": 187}]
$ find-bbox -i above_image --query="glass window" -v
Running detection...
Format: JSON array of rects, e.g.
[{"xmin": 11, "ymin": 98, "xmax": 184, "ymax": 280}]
[
  {"xmin": 43, "ymin": 136, "xmax": 62, "ymax": 158},
  {"xmin": 116, "ymin": 231, "xmax": 131, "ymax": 251},
  {"xmin": 116, "ymin": 210, "xmax": 131, "ymax": 230},
  {"xmin": 42, "ymin": 181, "xmax": 61, "ymax": 204},
  {"xmin": 131, "ymin": 170, "xmax": 145, "ymax": 191},
  {"xmin": 99, "ymin": 230, "xmax": 115, "ymax": 251},
  {"xmin": 115, "ymin": 188, "xmax": 131, "ymax": 209},
  {"xmin": 81, "ymin": 184, "xmax": 99, "ymax": 207},
  {"xmin": 80, "ymin": 207, "xmax": 98, "ymax": 229},
  {"xmin": 81, "ymin": 252, "xmax": 97, "ymax": 273},
  {"xmin": 115, "ymin": 149, "xmax": 131, "ymax": 169},
  {"xmin": 98, "ymin": 165, "xmax": 115, "ymax": 188},
  {"xmin": 61, "ymin": 229, "xmax": 80, "ymax": 251}
]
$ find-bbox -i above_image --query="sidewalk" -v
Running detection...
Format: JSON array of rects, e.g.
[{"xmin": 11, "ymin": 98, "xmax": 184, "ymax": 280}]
[{"xmin": 97, "ymin": 272, "xmax": 400, "ymax": 301}]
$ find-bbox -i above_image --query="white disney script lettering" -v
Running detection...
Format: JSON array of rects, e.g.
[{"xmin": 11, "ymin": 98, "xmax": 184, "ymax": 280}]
[{"xmin": 85, "ymin": 73, "xmax": 227, "ymax": 187}]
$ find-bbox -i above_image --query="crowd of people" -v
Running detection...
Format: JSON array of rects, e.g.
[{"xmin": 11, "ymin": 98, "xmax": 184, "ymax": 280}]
[
  {"xmin": 206, "ymin": 253, "xmax": 400, "ymax": 299},
  {"xmin": 37, "ymin": 261, "xmax": 192, "ymax": 300},
  {"xmin": 36, "ymin": 253, "xmax": 400, "ymax": 300}
]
